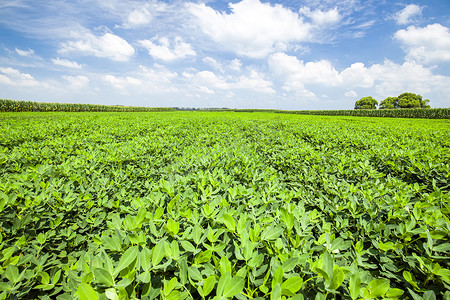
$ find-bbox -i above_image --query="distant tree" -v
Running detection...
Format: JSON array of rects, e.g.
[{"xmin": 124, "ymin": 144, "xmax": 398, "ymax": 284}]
[
  {"xmin": 379, "ymin": 97, "xmax": 397, "ymax": 109},
  {"xmin": 397, "ymin": 92, "xmax": 430, "ymax": 108},
  {"xmin": 380, "ymin": 93, "xmax": 430, "ymax": 109},
  {"xmin": 355, "ymin": 96, "xmax": 378, "ymax": 109}
]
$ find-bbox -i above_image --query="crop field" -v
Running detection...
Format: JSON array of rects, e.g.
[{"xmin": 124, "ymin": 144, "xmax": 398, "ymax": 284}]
[{"xmin": 0, "ymin": 111, "xmax": 449, "ymax": 300}]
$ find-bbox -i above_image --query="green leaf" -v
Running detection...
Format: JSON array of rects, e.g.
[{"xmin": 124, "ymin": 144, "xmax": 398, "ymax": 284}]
[
  {"xmin": 203, "ymin": 275, "xmax": 216, "ymax": 297},
  {"xmin": 102, "ymin": 236, "xmax": 122, "ymax": 252},
  {"xmin": 114, "ymin": 246, "xmax": 138, "ymax": 276},
  {"xmin": 77, "ymin": 283, "xmax": 98, "ymax": 300},
  {"xmin": 223, "ymin": 276, "xmax": 244, "ymax": 297},
  {"xmin": 379, "ymin": 241, "xmax": 394, "ymax": 251},
  {"xmin": 188, "ymin": 266, "xmax": 202, "ymax": 282},
  {"xmin": 367, "ymin": 279, "xmax": 390, "ymax": 298},
  {"xmin": 94, "ymin": 268, "xmax": 115, "ymax": 287},
  {"xmin": 194, "ymin": 250, "xmax": 212, "ymax": 265},
  {"xmin": 272, "ymin": 266, "xmax": 283, "ymax": 289},
  {"xmin": 434, "ymin": 243, "xmax": 450, "ymax": 252},
  {"xmin": 385, "ymin": 288, "xmax": 404, "ymax": 298},
  {"xmin": 261, "ymin": 225, "xmax": 284, "ymax": 241},
  {"xmin": 281, "ymin": 257, "xmax": 298, "ymax": 273},
  {"xmin": 216, "ymin": 271, "xmax": 230, "ymax": 297},
  {"xmin": 105, "ymin": 288, "xmax": 119, "ymax": 300},
  {"xmin": 222, "ymin": 213, "xmax": 236, "ymax": 232},
  {"xmin": 166, "ymin": 219, "xmax": 179, "ymax": 235},
  {"xmin": 163, "ymin": 277, "xmax": 177, "ymax": 296},
  {"xmin": 328, "ymin": 266, "xmax": 344, "ymax": 290},
  {"xmin": 423, "ymin": 290, "xmax": 436, "ymax": 300},
  {"xmin": 4, "ymin": 265, "xmax": 19, "ymax": 283},
  {"xmin": 271, "ymin": 283, "xmax": 281, "ymax": 300},
  {"xmin": 152, "ymin": 240, "xmax": 166, "ymax": 266},
  {"xmin": 349, "ymin": 273, "xmax": 361, "ymax": 300},
  {"xmin": 140, "ymin": 247, "xmax": 152, "ymax": 270},
  {"xmin": 322, "ymin": 251, "xmax": 333, "ymax": 283},
  {"xmin": 281, "ymin": 276, "xmax": 303, "ymax": 295},
  {"xmin": 180, "ymin": 240, "xmax": 196, "ymax": 252}
]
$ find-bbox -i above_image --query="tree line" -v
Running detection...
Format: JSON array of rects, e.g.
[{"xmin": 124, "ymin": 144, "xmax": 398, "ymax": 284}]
[{"xmin": 354, "ymin": 92, "xmax": 430, "ymax": 110}]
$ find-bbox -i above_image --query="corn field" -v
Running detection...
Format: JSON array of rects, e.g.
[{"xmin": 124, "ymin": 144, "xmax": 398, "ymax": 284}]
[
  {"xmin": 0, "ymin": 99, "xmax": 174, "ymax": 112},
  {"xmin": 233, "ymin": 108, "xmax": 450, "ymax": 119}
]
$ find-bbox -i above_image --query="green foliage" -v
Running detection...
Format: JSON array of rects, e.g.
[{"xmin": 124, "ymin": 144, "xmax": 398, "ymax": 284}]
[
  {"xmin": 380, "ymin": 92, "xmax": 431, "ymax": 109},
  {"xmin": 0, "ymin": 99, "xmax": 173, "ymax": 112},
  {"xmin": 0, "ymin": 111, "xmax": 449, "ymax": 299},
  {"xmin": 233, "ymin": 108, "xmax": 449, "ymax": 119},
  {"xmin": 354, "ymin": 96, "xmax": 378, "ymax": 110}
]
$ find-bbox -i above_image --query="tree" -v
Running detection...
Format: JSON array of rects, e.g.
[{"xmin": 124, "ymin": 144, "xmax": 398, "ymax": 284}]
[
  {"xmin": 355, "ymin": 96, "xmax": 378, "ymax": 109},
  {"xmin": 379, "ymin": 97, "xmax": 396, "ymax": 109},
  {"xmin": 380, "ymin": 93, "xmax": 431, "ymax": 109},
  {"xmin": 397, "ymin": 92, "xmax": 430, "ymax": 108}
]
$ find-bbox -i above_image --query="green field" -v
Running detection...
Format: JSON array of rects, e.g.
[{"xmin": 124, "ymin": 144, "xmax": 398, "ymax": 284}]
[{"xmin": 0, "ymin": 112, "xmax": 449, "ymax": 299}]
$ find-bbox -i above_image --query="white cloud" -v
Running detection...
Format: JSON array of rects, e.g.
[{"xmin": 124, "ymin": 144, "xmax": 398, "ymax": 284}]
[
  {"xmin": 139, "ymin": 36, "xmax": 196, "ymax": 61},
  {"xmin": 15, "ymin": 48, "xmax": 34, "ymax": 57},
  {"xmin": 340, "ymin": 59, "xmax": 450, "ymax": 98},
  {"xmin": 394, "ymin": 23, "xmax": 450, "ymax": 64},
  {"xmin": 268, "ymin": 52, "xmax": 450, "ymax": 106},
  {"xmin": 103, "ymin": 64, "xmax": 177, "ymax": 93},
  {"xmin": 187, "ymin": 0, "xmax": 312, "ymax": 58},
  {"xmin": 52, "ymin": 58, "xmax": 82, "ymax": 69},
  {"xmin": 229, "ymin": 59, "xmax": 242, "ymax": 71},
  {"xmin": 0, "ymin": 66, "xmax": 39, "ymax": 87},
  {"xmin": 123, "ymin": 7, "xmax": 152, "ymax": 28},
  {"xmin": 299, "ymin": 7, "xmax": 341, "ymax": 26},
  {"xmin": 344, "ymin": 90, "xmax": 358, "ymax": 97},
  {"xmin": 63, "ymin": 75, "xmax": 89, "ymax": 89},
  {"xmin": 394, "ymin": 4, "xmax": 422, "ymax": 25},
  {"xmin": 59, "ymin": 29, "xmax": 135, "ymax": 62},
  {"xmin": 202, "ymin": 56, "xmax": 223, "ymax": 71},
  {"xmin": 269, "ymin": 52, "xmax": 341, "ymax": 92},
  {"xmin": 340, "ymin": 62, "xmax": 375, "ymax": 88},
  {"xmin": 184, "ymin": 70, "xmax": 229, "ymax": 90},
  {"xmin": 103, "ymin": 74, "xmax": 142, "ymax": 91},
  {"xmin": 234, "ymin": 70, "xmax": 275, "ymax": 94}
]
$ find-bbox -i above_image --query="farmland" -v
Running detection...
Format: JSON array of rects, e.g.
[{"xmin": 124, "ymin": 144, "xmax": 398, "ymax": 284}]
[{"xmin": 0, "ymin": 111, "xmax": 449, "ymax": 299}]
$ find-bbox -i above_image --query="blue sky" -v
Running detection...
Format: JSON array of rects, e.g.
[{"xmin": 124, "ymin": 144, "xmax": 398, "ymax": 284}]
[{"xmin": 0, "ymin": 0, "xmax": 449, "ymax": 109}]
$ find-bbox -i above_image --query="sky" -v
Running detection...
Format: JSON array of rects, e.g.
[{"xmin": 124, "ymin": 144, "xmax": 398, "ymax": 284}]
[{"xmin": 0, "ymin": 0, "xmax": 449, "ymax": 109}]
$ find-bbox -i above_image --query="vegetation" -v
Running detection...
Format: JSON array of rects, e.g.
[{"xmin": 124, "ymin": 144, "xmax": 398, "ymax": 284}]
[
  {"xmin": 0, "ymin": 112, "xmax": 449, "ymax": 299},
  {"xmin": 0, "ymin": 99, "xmax": 173, "ymax": 112},
  {"xmin": 379, "ymin": 93, "xmax": 430, "ymax": 110},
  {"xmin": 354, "ymin": 97, "xmax": 378, "ymax": 110},
  {"xmin": 233, "ymin": 108, "xmax": 449, "ymax": 119}
]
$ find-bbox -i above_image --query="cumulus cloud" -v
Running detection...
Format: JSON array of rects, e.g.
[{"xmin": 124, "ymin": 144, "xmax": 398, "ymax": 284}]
[
  {"xmin": 229, "ymin": 59, "xmax": 242, "ymax": 71},
  {"xmin": 234, "ymin": 70, "xmax": 275, "ymax": 94},
  {"xmin": 139, "ymin": 36, "xmax": 196, "ymax": 61},
  {"xmin": 59, "ymin": 29, "xmax": 135, "ymax": 62},
  {"xmin": 394, "ymin": 4, "xmax": 422, "ymax": 25},
  {"xmin": 123, "ymin": 7, "xmax": 152, "ymax": 28},
  {"xmin": 0, "ymin": 66, "xmax": 39, "ymax": 87},
  {"xmin": 63, "ymin": 75, "xmax": 89, "ymax": 89},
  {"xmin": 344, "ymin": 90, "xmax": 358, "ymax": 97},
  {"xmin": 202, "ymin": 56, "xmax": 223, "ymax": 71},
  {"xmin": 183, "ymin": 70, "xmax": 229, "ymax": 90},
  {"xmin": 394, "ymin": 23, "xmax": 450, "ymax": 64},
  {"xmin": 269, "ymin": 52, "xmax": 341, "ymax": 92},
  {"xmin": 269, "ymin": 52, "xmax": 450, "ymax": 103},
  {"xmin": 187, "ymin": 0, "xmax": 312, "ymax": 58},
  {"xmin": 299, "ymin": 7, "xmax": 341, "ymax": 26},
  {"xmin": 52, "ymin": 58, "xmax": 82, "ymax": 69},
  {"xmin": 103, "ymin": 64, "xmax": 177, "ymax": 92}
]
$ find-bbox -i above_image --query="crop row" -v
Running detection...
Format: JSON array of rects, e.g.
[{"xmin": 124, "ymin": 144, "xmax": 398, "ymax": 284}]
[
  {"xmin": 0, "ymin": 99, "xmax": 173, "ymax": 112},
  {"xmin": 0, "ymin": 112, "xmax": 449, "ymax": 299},
  {"xmin": 232, "ymin": 109, "xmax": 450, "ymax": 119}
]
